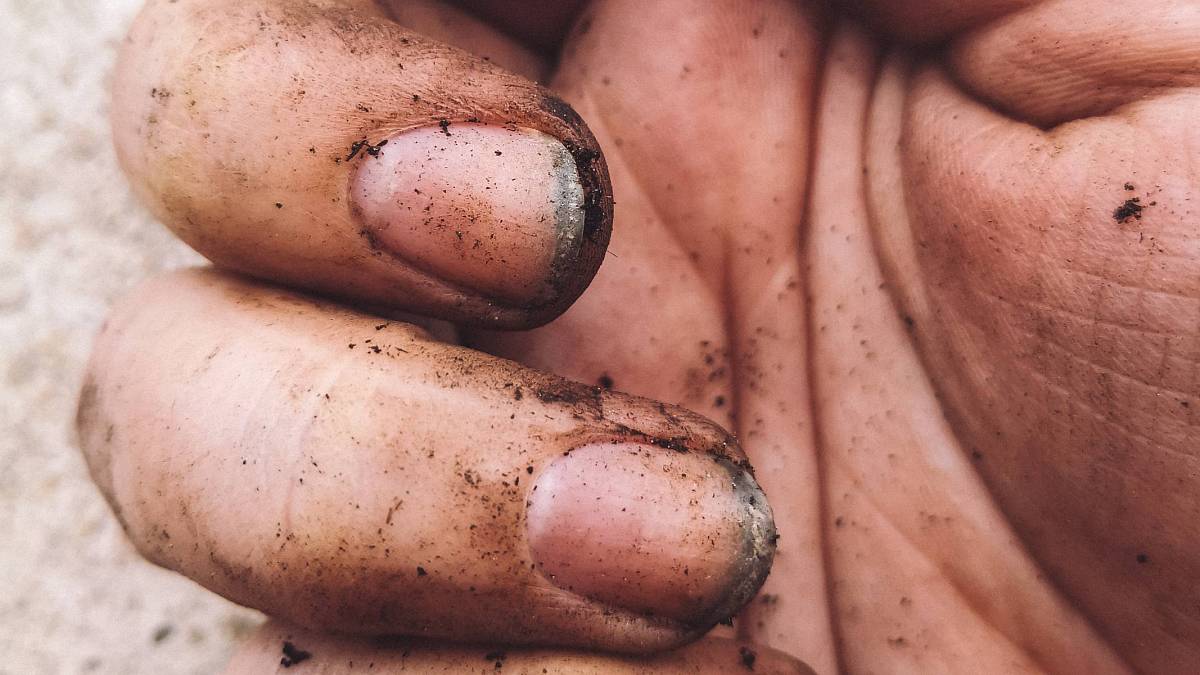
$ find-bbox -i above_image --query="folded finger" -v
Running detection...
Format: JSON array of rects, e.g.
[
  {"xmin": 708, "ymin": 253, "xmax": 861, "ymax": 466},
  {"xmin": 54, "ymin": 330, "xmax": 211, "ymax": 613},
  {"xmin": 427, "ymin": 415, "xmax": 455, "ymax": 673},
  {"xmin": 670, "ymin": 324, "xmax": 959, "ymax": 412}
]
[
  {"xmin": 76, "ymin": 269, "xmax": 776, "ymax": 653},
  {"xmin": 114, "ymin": 0, "xmax": 612, "ymax": 328}
]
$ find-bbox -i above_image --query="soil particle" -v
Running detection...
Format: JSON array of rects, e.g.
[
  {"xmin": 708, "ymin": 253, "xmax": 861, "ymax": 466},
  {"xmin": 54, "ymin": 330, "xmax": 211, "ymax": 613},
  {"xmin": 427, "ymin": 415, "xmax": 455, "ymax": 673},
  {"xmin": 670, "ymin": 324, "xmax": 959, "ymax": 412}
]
[
  {"xmin": 534, "ymin": 382, "xmax": 602, "ymax": 406},
  {"xmin": 346, "ymin": 139, "xmax": 368, "ymax": 161},
  {"xmin": 739, "ymin": 646, "xmax": 757, "ymax": 670},
  {"xmin": 649, "ymin": 436, "xmax": 691, "ymax": 453},
  {"xmin": 280, "ymin": 641, "xmax": 312, "ymax": 668},
  {"xmin": 438, "ymin": 118, "xmax": 452, "ymax": 136},
  {"xmin": 485, "ymin": 651, "xmax": 506, "ymax": 669},
  {"xmin": 365, "ymin": 139, "xmax": 387, "ymax": 157},
  {"xmin": 346, "ymin": 138, "xmax": 388, "ymax": 161},
  {"xmin": 152, "ymin": 624, "xmax": 173, "ymax": 644},
  {"xmin": 597, "ymin": 373, "xmax": 614, "ymax": 389},
  {"xmin": 1113, "ymin": 197, "xmax": 1145, "ymax": 223}
]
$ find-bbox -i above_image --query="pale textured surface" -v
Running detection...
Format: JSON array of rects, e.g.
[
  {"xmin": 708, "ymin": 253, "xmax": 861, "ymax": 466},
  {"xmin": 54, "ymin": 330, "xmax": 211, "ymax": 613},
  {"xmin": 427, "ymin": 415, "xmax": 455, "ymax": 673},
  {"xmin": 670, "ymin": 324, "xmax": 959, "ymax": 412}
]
[{"xmin": 0, "ymin": 1, "xmax": 263, "ymax": 673}]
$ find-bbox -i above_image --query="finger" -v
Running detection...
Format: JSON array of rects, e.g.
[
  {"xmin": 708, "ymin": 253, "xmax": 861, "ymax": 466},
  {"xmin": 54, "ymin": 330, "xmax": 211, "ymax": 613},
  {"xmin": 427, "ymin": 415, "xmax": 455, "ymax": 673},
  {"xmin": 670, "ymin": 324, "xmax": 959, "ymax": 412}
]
[
  {"xmin": 113, "ymin": 0, "xmax": 612, "ymax": 329},
  {"xmin": 226, "ymin": 622, "xmax": 814, "ymax": 674},
  {"xmin": 948, "ymin": 0, "xmax": 1200, "ymax": 126},
  {"xmin": 76, "ymin": 269, "xmax": 776, "ymax": 653}
]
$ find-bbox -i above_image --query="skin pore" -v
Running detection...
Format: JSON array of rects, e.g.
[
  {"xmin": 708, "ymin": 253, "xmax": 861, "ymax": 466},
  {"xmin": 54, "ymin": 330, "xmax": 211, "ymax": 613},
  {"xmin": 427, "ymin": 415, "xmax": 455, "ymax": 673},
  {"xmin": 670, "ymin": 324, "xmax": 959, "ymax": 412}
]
[{"xmin": 88, "ymin": 0, "xmax": 1199, "ymax": 672}]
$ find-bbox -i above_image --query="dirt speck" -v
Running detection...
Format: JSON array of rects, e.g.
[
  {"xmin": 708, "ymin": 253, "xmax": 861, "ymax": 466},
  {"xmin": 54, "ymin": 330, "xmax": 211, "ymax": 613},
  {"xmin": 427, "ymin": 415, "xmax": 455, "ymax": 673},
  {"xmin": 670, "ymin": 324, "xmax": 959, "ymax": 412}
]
[
  {"xmin": 1113, "ymin": 197, "xmax": 1145, "ymax": 223},
  {"xmin": 280, "ymin": 641, "xmax": 311, "ymax": 668},
  {"xmin": 739, "ymin": 645, "xmax": 757, "ymax": 670},
  {"xmin": 151, "ymin": 624, "xmax": 173, "ymax": 644}
]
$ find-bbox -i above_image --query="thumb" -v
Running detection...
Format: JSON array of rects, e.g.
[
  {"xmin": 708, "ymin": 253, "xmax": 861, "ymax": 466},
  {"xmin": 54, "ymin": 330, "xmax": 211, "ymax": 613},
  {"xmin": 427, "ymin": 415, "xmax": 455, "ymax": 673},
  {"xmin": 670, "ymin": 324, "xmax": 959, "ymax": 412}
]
[{"xmin": 113, "ymin": 0, "xmax": 612, "ymax": 328}]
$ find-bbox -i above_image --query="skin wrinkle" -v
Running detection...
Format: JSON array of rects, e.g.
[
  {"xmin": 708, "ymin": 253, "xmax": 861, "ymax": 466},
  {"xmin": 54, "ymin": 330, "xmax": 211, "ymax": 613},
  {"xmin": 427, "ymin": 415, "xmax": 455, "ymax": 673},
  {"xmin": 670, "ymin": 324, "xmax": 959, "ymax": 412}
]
[
  {"xmin": 804, "ymin": 32, "xmax": 877, "ymax": 674},
  {"xmin": 992, "ymin": 320, "xmax": 1193, "ymax": 459},
  {"xmin": 833, "ymin": 464, "xmax": 1048, "ymax": 673},
  {"xmin": 993, "ymin": 293, "xmax": 1199, "ymax": 406},
  {"xmin": 873, "ymin": 10, "xmax": 1199, "ymax": 663},
  {"xmin": 844, "ymin": 60, "xmax": 1060, "ymax": 673},
  {"xmin": 851, "ymin": 26, "xmax": 1138, "ymax": 670},
  {"xmin": 902, "ymin": 88, "xmax": 1195, "ymax": 456}
]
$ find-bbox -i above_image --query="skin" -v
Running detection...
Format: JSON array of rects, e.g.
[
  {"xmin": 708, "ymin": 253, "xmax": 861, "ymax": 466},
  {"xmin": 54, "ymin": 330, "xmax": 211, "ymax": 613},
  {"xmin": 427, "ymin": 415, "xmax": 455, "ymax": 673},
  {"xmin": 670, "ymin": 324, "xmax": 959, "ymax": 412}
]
[
  {"xmin": 226, "ymin": 624, "xmax": 813, "ymax": 674},
  {"xmin": 80, "ymin": 0, "xmax": 1198, "ymax": 672}
]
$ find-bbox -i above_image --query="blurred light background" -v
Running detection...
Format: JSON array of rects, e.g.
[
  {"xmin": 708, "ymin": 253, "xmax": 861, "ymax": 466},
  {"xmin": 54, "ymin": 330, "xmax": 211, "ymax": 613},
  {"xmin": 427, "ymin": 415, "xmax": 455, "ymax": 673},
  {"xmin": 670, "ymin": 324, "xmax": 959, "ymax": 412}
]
[{"xmin": 0, "ymin": 1, "xmax": 263, "ymax": 672}]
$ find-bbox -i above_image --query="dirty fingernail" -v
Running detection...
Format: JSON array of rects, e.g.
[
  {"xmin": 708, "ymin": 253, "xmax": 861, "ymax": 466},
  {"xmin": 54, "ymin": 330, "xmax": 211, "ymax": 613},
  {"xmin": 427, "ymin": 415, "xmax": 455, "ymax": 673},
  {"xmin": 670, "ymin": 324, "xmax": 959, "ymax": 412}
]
[
  {"xmin": 526, "ymin": 443, "xmax": 776, "ymax": 625},
  {"xmin": 351, "ymin": 122, "xmax": 586, "ymax": 307}
]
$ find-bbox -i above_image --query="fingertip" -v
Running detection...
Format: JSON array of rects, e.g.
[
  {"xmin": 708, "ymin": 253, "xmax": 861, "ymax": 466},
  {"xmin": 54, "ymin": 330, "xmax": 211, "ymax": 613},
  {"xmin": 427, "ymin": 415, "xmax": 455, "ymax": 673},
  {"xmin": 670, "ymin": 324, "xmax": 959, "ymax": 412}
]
[
  {"xmin": 525, "ymin": 443, "xmax": 777, "ymax": 628},
  {"xmin": 111, "ymin": 0, "xmax": 613, "ymax": 330}
]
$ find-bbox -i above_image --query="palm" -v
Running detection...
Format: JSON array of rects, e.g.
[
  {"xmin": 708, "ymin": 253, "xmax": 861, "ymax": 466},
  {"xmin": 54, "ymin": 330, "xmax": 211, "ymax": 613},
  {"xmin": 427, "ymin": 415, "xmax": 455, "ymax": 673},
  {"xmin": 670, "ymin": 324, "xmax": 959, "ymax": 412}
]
[{"xmin": 472, "ymin": 2, "xmax": 1199, "ymax": 672}]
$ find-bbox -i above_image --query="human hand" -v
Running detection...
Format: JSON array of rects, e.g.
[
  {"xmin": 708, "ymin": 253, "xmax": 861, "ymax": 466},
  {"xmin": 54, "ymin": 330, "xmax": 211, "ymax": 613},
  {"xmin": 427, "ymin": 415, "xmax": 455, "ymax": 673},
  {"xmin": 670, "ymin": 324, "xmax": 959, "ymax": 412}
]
[
  {"xmin": 80, "ymin": 0, "xmax": 796, "ymax": 672},
  {"xmin": 78, "ymin": 0, "xmax": 1199, "ymax": 673}
]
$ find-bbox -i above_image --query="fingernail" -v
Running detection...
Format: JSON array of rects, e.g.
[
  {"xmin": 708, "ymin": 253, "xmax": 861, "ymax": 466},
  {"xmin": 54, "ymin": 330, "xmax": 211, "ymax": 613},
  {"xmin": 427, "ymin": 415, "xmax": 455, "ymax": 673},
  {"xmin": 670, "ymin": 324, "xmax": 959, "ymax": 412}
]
[
  {"xmin": 526, "ymin": 443, "xmax": 776, "ymax": 626},
  {"xmin": 351, "ymin": 123, "xmax": 587, "ymax": 307}
]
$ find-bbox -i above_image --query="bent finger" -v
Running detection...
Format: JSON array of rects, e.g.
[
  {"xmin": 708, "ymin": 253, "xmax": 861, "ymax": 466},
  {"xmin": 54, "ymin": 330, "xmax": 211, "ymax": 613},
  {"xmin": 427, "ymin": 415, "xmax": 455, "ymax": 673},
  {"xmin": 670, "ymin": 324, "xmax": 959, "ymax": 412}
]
[
  {"xmin": 76, "ymin": 269, "xmax": 776, "ymax": 653},
  {"xmin": 113, "ymin": 0, "xmax": 612, "ymax": 328}
]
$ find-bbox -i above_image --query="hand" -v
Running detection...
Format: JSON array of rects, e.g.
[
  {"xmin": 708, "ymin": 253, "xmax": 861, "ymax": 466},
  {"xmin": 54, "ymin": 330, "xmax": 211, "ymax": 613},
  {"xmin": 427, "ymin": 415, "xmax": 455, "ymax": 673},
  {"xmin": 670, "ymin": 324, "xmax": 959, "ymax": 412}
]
[
  {"xmin": 77, "ymin": 0, "xmax": 1200, "ymax": 673},
  {"xmin": 80, "ymin": 0, "xmax": 796, "ymax": 672}
]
